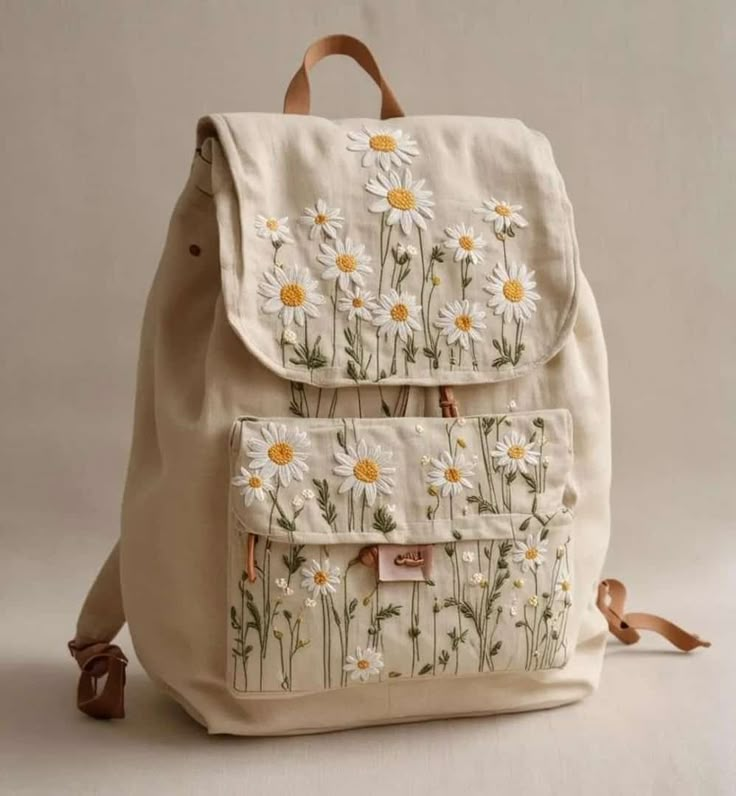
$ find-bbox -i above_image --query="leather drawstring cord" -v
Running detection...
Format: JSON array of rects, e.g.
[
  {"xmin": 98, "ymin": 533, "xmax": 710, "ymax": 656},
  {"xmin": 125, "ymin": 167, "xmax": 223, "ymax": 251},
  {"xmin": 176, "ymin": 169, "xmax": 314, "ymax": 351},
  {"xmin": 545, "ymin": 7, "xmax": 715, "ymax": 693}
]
[
  {"xmin": 68, "ymin": 639, "xmax": 128, "ymax": 719},
  {"xmin": 439, "ymin": 385, "xmax": 459, "ymax": 418},
  {"xmin": 596, "ymin": 579, "xmax": 711, "ymax": 652}
]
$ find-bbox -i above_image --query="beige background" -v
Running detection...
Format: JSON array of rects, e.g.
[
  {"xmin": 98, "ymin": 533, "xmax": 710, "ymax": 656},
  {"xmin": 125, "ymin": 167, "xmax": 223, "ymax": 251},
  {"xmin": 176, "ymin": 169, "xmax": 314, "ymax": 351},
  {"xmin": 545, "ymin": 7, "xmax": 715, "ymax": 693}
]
[{"xmin": 1, "ymin": 1, "xmax": 734, "ymax": 793}]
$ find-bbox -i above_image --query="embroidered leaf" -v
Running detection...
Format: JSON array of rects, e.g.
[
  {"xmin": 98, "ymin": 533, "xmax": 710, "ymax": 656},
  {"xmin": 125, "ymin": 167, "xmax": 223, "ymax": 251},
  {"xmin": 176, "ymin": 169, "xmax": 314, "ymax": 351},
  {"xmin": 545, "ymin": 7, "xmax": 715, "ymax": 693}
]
[
  {"xmin": 230, "ymin": 606, "xmax": 241, "ymax": 630},
  {"xmin": 375, "ymin": 604, "xmax": 402, "ymax": 622},
  {"xmin": 372, "ymin": 505, "xmax": 397, "ymax": 535},
  {"xmin": 489, "ymin": 640, "xmax": 503, "ymax": 657},
  {"xmin": 388, "ymin": 671, "xmax": 403, "ymax": 678},
  {"xmin": 289, "ymin": 336, "xmax": 328, "ymax": 371},
  {"xmin": 418, "ymin": 663, "xmax": 433, "ymax": 676},
  {"xmin": 313, "ymin": 478, "xmax": 338, "ymax": 530},
  {"xmin": 519, "ymin": 516, "xmax": 532, "ymax": 532}
]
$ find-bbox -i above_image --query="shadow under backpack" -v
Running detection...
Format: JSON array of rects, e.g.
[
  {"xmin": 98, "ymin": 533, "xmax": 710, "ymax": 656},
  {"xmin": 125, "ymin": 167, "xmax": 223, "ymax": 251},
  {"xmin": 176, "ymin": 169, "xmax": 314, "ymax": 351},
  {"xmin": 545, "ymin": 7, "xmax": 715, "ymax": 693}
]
[{"xmin": 68, "ymin": 35, "xmax": 709, "ymax": 735}]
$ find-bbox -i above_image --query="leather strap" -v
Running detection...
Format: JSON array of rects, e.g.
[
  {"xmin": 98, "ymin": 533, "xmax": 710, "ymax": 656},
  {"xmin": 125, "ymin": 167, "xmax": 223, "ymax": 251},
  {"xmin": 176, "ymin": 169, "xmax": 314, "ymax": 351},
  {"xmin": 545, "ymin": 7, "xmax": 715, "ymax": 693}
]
[
  {"xmin": 283, "ymin": 34, "xmax": 404, "ymax": 120},
  {"xmin": 597, "ymin": 579, "xmax": 711, "ymax": 652},
  {"xmin": 69, "ymin": 640, "xmax": 128, "ymax": 719},
  {"xmin": 439, "ymin": 385, "xmax": 459, "ymax": 418}
]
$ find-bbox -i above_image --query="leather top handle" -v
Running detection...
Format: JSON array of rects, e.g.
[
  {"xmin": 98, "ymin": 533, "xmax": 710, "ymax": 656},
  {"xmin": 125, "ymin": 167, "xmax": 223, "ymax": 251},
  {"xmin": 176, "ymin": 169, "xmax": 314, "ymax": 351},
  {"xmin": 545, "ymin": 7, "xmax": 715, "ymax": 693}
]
[{"xmin": 283, "ymin": 34, "xmax": 404, "ymax": 120}]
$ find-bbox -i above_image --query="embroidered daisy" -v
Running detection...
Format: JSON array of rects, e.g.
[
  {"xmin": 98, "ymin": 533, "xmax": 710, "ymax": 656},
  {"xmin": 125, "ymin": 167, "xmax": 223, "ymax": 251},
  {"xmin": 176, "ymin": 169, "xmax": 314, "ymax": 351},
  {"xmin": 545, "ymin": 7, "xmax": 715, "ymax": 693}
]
[
  {"xmin": 299, "ymin": 199, "xmax": 344, "ymax": 240},
  {"xmin": 475, "ymin": 198, "xmax": 528, "ymax": 235},
  {"xmin": 491, "ymin": 431, "xmax": 539, "ymax": 474},
  {"xmin": 373, "ymin": 289, "xmax": 422, "ymax": 342},
  {"xmin": 337, "ymin": 287, "xmax": 378, "ymax": 322},
  {"xmin": 333, "ymin": 439, "xmax": 395, "ymax": 507},
  {"xmin": 434, "ymin": 300, "xmax": 487, "ymax": 351},
  {"xmin": 347, "ymin": 126, "xmax": 419, "ymax": 171},
  {"xmin": 343, "ymin": 647, "xmax": 384, "ymax": 682},
  {"xmin": 443, "ymin": 223, "xmax": 487, "ymax": 265},
  {"xmin": 484, "ymin": 262, "xmax": 540, "ymax": 324},
  {"xmin": 231, "ymin": 466, "xmax": 274, "ymax": 506},
  {"xmin": 247, "ymin": 422, "xmax": 310, "ymax": 487},
  {"xmin": 426, "ymin": 451, "xmax": 475, "ymax": 497},
  {"xmin": 317, "ymin": 238, "xmax": 373, "ymax": 290},
  {"xmin": 254, "ymin": 215, "xmax": 292, "ymax": 245},
  {"xmin": 300, "ymin": 559, "xmax": 341, "ymax": 597},
  {"xmin": 258, "ymin": 264, "xmax": 326, "ymax": 327},
  {"xmin": 513, "ymin": 533, "xmax": 548, "ymax": 572},
  {"xmin": 556, "ymin": 569, "xmax": 573, "ymax": 605},
  {"xmin": 365, "ymin": 169, "xmax": 434, "ymax": 235}
]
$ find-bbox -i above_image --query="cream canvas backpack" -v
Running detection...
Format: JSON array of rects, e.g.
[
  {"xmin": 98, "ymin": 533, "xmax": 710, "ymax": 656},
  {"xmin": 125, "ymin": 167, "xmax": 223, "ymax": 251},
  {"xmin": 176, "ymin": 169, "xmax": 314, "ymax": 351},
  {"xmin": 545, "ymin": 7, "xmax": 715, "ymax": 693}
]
[{"xmin": 69, "ymin": 35, "xmax": 709, "ymax": 735}]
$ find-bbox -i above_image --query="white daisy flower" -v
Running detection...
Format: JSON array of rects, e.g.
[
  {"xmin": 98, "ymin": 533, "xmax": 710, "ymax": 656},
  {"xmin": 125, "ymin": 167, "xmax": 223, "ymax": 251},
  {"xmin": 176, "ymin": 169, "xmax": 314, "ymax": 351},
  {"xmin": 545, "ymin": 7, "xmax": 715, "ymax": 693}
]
[
  {"xmin": 333, "ymin": 438, "xmax": 395, "ymax": 507},
  {"xmin": 474, "ymin": 198, "xmax": 528, "ymax": 235},
  {"xmin": 300, "ymin": 559, "xmax": 341, "ymax": 597},
  {"xmin": 555, "ymin": 570, "xmax": 573, "ymax": 606},
  {"xmin": 434, "ymin": 300, "xmax": 487, "ymax": 350},
  {"xmin": 291, "ymin": 495, "xmax": 304, "ymax": 509},
  {"xmin": 406, "ymin": 245, "xmax": 418, "ymax": 257},
  {"xmin": 254, "ymin": 215, "xmax": 292, "ymax": 245},
  {"xmin": 373, "ymin": 289, "xmax": 422, "ymax": 342},
  {"xmin": 247, "ymin": 422, "xmax": 310, "ymax": 487},
  {"xmin": 470, "ymin": 572, "xmax": 487, "ymax": 587},
  {"xmin": 347, "ymin": 126, "xmax": 419, "ymax": 171},
  {"xmin": 365, "ymin": 169, "xmax": 434, "ymax": 236},
  {"xmin": 301, "ymin": 489, "xmax": 315, "ymax": 501},
  {"xmin": 231, "ymin": 466, "xmax": 274, "ymax": 506},
  {"xmin": 426, "ymin": 450, "xmax": 475, "ymax": 497},
  {"xmin": 513, "ymin": 533, "xmax": 548, "ymax": 572},
  {"xmin": 304, "ymin": 598, "xmax": 317, "ymax": 609},
  {"xmin": 282, "ymin": 328, "xmax": 298, "ymax": 345},
  {"xmin": 317, "ymin": 238, "xmax": 372, "ymax": 290},
  {"xmin": 491, "ymin": 431, "xmax": 540, "ymax": 474},
  {"xmin": 462, "ymin": 551, "xmax": 475, "ymax": 563},
  {"xmin": 484, "ymin": 262, "xmax": 541, "ymax": 324},
  {"xmin": 443, "ymin": 223, "xmax": 487, "ymax": 265},
  {"xmin": 343, "ymin": 647, "xmax": 384, "ymax": 682},
  {"xmin": 299, "ymin": 199, "xmax": 344, "ymax": 240},
  {"xmin": 337, "ymin": 286, "xmax": 378, "ymax": 322},
  {"xmin": 258, "ymin": 264, "xmax": 326, "ymax": 327}
]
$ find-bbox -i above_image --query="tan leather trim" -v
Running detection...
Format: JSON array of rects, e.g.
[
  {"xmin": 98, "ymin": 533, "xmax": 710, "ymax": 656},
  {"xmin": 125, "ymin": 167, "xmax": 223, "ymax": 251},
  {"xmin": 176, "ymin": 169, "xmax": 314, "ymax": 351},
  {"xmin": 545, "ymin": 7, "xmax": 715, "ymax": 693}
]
[
  {"xmin": 69, "ymin": 640, "xmax": 128, "ymax": 720},
  {"xmin": 439, "ymin": 385, "xmax": 459, "ymax": 418},
  {"xmin": 596, "ymin": 579, "xmax": 711, "ymax": 652},
  {"xmin": 283, "ymin": 34, "xmax": 404, "ymax": 120}
]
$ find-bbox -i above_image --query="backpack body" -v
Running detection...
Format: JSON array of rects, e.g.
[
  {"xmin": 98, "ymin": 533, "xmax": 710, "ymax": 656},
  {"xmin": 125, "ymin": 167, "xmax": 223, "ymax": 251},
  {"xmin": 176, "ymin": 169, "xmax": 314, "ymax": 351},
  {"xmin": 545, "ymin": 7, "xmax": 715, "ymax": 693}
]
[{"xmin": 115, "ymin": 111, "xmax": 612, "ymax": 735}]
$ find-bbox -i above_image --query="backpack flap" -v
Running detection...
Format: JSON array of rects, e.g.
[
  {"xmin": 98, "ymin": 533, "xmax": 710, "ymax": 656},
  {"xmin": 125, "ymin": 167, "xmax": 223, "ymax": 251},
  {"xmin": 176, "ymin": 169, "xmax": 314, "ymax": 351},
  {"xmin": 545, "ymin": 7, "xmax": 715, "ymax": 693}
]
[{"xmin": 198, "ymin": 113, "xmax": 579, "ymax": 387}]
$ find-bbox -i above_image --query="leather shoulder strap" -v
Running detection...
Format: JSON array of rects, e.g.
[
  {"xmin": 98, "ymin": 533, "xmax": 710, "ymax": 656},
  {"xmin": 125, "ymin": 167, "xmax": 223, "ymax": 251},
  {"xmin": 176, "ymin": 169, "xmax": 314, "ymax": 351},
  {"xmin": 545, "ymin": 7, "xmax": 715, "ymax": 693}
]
[
  {"xmin": 597, "ymin": 578, "xmax": 711, "ymax": 652},
  {"xmin": 68, "ymin": 541, "xmax": 128, "ymax": 719}
]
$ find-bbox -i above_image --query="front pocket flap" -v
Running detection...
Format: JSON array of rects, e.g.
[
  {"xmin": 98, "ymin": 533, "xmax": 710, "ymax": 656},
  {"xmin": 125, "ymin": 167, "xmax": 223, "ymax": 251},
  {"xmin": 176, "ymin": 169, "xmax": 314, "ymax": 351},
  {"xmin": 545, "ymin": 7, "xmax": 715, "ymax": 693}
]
[{"xmin": 230, "ymin": 409, "xmax": 573, "ymax": 545}]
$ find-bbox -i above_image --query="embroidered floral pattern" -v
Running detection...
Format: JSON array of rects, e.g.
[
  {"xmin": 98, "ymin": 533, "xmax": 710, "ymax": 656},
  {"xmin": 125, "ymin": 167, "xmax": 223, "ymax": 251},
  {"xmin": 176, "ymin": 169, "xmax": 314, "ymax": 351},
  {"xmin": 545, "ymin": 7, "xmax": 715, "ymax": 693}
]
[
  {"xmin": 249, "ymin": 126, "xmax": 544, "ymax": 391},
  {"xmin": 230, "ymin": 411, "xmax": 572, "ymax": 691}
]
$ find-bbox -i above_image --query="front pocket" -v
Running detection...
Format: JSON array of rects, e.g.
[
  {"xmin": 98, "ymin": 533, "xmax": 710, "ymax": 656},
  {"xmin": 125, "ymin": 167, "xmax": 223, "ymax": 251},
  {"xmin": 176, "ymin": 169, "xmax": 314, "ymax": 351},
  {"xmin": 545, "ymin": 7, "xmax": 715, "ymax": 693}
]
[{"xmin": 227, "ymin": 410, "xmax": 575, "ymax": 694}]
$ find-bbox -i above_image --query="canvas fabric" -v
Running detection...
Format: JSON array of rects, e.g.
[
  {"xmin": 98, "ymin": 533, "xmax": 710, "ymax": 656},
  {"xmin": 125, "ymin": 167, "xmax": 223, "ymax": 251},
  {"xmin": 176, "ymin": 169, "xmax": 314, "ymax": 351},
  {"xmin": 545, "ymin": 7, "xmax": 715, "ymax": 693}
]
[{"xmin": 72, "ymin": 37, "xmax": 617, "ymax": 735}]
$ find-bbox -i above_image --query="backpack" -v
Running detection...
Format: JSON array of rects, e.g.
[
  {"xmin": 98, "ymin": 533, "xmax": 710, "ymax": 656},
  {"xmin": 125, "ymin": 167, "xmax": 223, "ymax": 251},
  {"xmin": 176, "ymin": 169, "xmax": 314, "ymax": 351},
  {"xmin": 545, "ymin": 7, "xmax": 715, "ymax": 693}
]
[{"xmin": 69, "ymin": 34, "xmax": 709, "ymax": 734}]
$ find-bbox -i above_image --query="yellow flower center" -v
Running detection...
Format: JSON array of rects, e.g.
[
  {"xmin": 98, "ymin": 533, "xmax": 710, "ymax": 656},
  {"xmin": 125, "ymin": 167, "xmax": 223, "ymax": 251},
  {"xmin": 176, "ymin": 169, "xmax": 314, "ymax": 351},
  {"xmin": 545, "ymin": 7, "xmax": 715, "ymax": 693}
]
[
  {"xmin": 390, "ymin": 303, "xmax": 409, "ymax": 322},
  {"xmin": 248, "ymin": 475, "xmax": 263, "ymax": 488},
  {"xmin": 508, "ymin": 445, "xmax": 526, "ymax": 460},
  {"xmin": 352, "ymin": 297, "xmax": 364, "ymax": 308},
  {"xmin": 458, "ymin": 235, "xmax": 475, "ymax": 251},
  {"xmin": 432, "ymin": 275, "xmax": 441, "ymax": 286},
  {"xmin": 314, "ymin": 213, "xmax": 328, "ymax": 225},
  {"xmin": 495, "ymin": 204, "xmax": 512, "ymax": 217},
  {"xmin": 268, "ymin": 442, "xmax": 294, "ymax": 465},
  {"xmin": 369, "ymin": 134, "xmax": 397, "ymax": 152},
  {"xmin": 265, "ymin": 218, "xmax": 279, "ymax": 231},
  {"xmin": 280, "ymin": 283, "xmax": 306, "ymax": 307},
  {"xmin": 335, "ymin": 254, "xmax": 357, "ymax": 273},
  {"xmin": 560, "ymin": 579, "xmax": 571, "ymax": 592},
  {"xmin": 356, "ymin": 658, "xmax": 371, "ymax": 670},
  {"xmin": 444, "ymin": 467, "xmax": 462, "ymax": 483},
  {"xmin": 502, "ymin": 279, "xmax": 525, "ymax": 303},
  {"xmin": 454, "ymin": 314, "xmax": 472, "ymax": 332},
  {"xmin": 525, "ymin": 547, "xmax": 539, "ymax": 561},
  {"xmin": 353, "ymin": 458, "xmax": 380, "ymax": 483},
  {"xmin": 313, "ymin": 570, "xmax": 328, "ymax": 586},
  {"xmin": 387, "ymin": 188, "xmax": 416, "ymax": 211}
]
